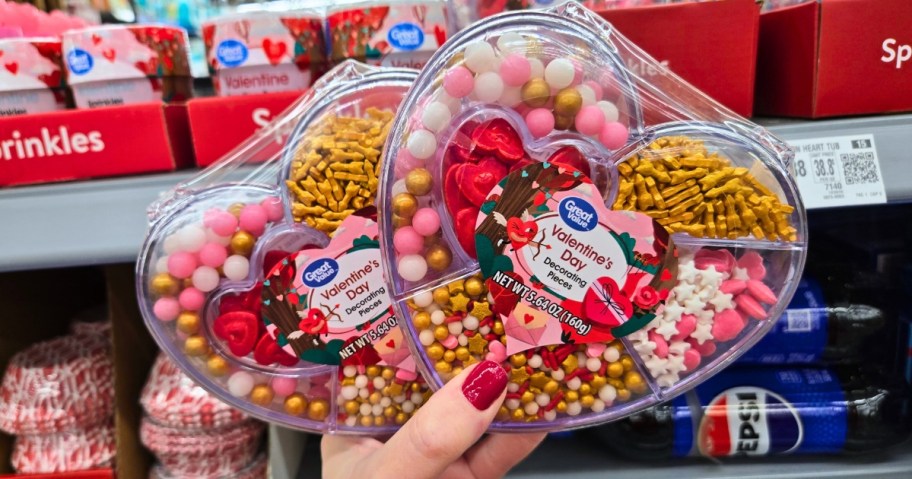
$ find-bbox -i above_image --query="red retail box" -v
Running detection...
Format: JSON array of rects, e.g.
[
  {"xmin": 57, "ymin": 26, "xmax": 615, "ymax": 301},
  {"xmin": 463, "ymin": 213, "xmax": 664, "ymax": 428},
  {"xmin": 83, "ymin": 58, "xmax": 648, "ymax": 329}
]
[
  {"xmin": 756, "ymin": 0, "xmax": 912, "ymax": 118},
  {"xmin": 187, "ymin": 90, "xmax": 303, "ymax": 167},
  {"xmin": 599, "ymin": 0, "xmax": 759, "ymax": 117},
  {"xmin": 0, "ymin": 103, "xmax": 192, "ymax": 187}
]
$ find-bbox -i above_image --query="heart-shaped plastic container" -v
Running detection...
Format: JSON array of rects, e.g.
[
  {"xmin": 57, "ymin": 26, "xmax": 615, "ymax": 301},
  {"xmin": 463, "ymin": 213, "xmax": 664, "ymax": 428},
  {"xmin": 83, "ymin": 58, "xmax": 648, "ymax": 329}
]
[
  {"xmin": 379, "ymin": 4, "xmax": 807, "ymax": 431},
  {"xmin": 138, "ymin": 62, "xmax": 430, "ymax": 434}
]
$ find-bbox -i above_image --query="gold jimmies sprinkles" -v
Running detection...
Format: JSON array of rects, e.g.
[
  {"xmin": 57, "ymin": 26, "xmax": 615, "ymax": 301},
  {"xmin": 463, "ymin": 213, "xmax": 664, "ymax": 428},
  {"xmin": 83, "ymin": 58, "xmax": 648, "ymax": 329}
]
[
  {"xmin": 613, "ymin": 136, "xmax": 798, "ymax": 242},
  {"xmin": 286, "ymin": 108, "xmax": 394, "ymax": 233}
]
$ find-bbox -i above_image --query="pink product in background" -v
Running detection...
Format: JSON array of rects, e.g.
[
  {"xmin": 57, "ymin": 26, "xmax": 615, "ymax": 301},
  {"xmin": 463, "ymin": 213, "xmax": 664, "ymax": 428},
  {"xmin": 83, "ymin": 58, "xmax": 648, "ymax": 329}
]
[
  {"xmin": 202, "ymin": 13, "xmax": 327, "ymax": 97},
  {"xmin": 0, "ymin": 37, "xmax": 66, "ymax": 116},
  {"xmin": 62, "ymin": 25, "xmax": 192, "ymax": 109},
  {"xmin": 327, "ymin": 2, "xmax": 449, "ymax": 70},
  {"xmin": 0, "ymin": 0, "xmax": 93, "ymax": 37}
]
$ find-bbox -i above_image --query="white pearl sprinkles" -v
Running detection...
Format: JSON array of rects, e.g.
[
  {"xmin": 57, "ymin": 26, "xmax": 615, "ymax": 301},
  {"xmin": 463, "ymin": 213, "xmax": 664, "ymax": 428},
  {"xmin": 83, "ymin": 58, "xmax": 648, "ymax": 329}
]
[
  {"xmin": 544, "ymin": 58, "xmax": 575, "ymax": 89},
  {"xmin": 464, "ymin": 41, "xmax": 496, "ymax": 73},
  {"xmin": 475, "ymin": 71, "xmax": 505, "ymax": 103},
  {"xmin": 421, "ymin": 102, "xmax": 452, "ymax": 133},
  {"xmin": 407, "ymin": 129, "xmax": 437, "ymax": 159}
]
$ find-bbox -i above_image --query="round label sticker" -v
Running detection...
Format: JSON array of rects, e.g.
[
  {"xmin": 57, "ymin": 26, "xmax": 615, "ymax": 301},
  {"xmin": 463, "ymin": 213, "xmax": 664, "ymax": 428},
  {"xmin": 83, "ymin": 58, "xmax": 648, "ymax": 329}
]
[
  {"xmin": 475, "ymin": 162, "xmax": 677, "ymax": 354},
  {"xmin": 216, "ymin": 39, "xmax": 248, "ymax": 68},
  {"xmin": 387, "ymin": 23, "xmax": 425, "ymax": 51},
  {"xmin": 66, "ymin": 48, "xmax": 94, "ymax": 75},
  {"xmin": 261, "ymin": 215, "xmax": 413, "ymax": 370}
]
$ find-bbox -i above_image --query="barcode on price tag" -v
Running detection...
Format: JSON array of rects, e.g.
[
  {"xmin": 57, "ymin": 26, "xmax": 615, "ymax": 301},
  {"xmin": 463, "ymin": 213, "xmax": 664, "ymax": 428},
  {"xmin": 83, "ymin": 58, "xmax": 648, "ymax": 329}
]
[{"xmin": 787, "ymin": 134, "xmax": 886, "ymax": 208}]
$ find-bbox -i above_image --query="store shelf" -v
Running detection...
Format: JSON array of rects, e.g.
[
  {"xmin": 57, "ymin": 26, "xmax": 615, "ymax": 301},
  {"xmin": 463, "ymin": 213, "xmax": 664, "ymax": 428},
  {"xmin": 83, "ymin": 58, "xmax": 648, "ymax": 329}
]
[
  {"xmin": 763, "ymin": 113, "xmax": 912, "ymax": 204},
  {"xmin": 507, "ymin": 436, "xmax": 912, "ymax": 479},
  {"xmin": 0, "ymin": 114, "xmax": 909, "ymax": 273},
  {"xmin": 0, "ymin": 172, "xmax": 195, "ymax": 273},
  {"xmin": 286, "ymin": 430, "xmax": 912, "ymax": 479}
]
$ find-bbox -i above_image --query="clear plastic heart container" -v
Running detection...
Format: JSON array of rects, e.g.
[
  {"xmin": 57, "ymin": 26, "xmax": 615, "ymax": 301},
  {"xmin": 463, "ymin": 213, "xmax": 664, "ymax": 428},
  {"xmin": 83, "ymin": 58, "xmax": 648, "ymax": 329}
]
[
  {"xmin": 378, "ymin": 2, "xmax": 808, "ymax": 431},
  {"xmin": 137, "ymin": 62, "xmax": 431, "ymax": 434}
]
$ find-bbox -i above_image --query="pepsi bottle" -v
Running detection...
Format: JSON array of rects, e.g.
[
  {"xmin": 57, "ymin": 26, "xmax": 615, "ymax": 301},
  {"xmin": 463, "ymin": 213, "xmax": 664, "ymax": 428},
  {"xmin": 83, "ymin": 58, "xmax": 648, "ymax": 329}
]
[
  {"xmin": 588, "ymin": 367, "xmax": 911, "ymax": 459},
  {"xmin": 737, "ymin": 278, "xmax": 885, "ymax": 365}
]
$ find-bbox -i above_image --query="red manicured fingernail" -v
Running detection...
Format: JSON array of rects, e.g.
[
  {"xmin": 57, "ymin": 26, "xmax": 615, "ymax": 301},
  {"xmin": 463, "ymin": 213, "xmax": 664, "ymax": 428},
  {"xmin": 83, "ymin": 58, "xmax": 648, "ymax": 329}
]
[{"xmin": 462, "ymin": 360, "xmax": 508, "ymax": 410}]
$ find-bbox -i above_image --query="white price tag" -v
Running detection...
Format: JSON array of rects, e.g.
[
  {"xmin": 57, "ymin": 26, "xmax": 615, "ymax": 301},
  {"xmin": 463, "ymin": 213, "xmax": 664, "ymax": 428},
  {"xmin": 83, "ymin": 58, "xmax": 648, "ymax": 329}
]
[{"xmin": 788, "ymin": 134, "xmax": 887, "ymax": 209}]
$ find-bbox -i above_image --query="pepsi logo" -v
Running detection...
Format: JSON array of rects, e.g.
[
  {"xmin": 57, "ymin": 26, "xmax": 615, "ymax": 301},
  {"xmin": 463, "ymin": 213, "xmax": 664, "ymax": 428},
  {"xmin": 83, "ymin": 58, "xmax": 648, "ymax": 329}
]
[{"xmin": 698, "ymin": 387, "xmax": 803, "ymax": 457}]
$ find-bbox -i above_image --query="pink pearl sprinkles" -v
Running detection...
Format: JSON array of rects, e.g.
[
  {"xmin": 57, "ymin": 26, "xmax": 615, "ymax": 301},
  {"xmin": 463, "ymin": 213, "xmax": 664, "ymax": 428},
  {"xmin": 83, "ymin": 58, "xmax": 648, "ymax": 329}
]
[{"xmin": 629, "ymin": 249, "xmax": 778, "ymax": 388}]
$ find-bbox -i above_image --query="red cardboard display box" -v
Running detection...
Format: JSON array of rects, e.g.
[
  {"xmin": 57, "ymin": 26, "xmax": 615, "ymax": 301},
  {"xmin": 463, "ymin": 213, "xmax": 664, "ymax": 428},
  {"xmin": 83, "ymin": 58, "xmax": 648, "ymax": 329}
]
[
  {"xmin": 0, "ymin": 104, "xmax": 192, "ymax": 187},
  {"xmin": 187, "ymin": 91, "xmax": 303, "ymax": 167},
  {"xmin": 756, "ymin": 0, "xmax": 912, "ymax": 118},
  {"xmin": 599, "ymin": 0, "xmax": 759, "ymax": 117}
]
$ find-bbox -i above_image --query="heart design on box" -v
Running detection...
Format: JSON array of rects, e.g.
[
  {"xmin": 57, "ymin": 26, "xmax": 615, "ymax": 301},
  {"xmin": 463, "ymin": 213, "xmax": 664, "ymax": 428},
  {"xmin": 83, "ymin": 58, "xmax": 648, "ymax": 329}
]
[
  {"xmin": 102, "ymin": 49, "xmax": 116, "ymax": 62},
  {"xmin": 442, "ymin": 118, "xmax": 604, "ymax": 260},
  {"xmin": 262, "ymin": 38, "xmax": 287, "ymax": 66},
  {"xmin": 213, "ymin": 311, "xmax": 259, "ymax": 357},
  {"xmin": 4, "ymin": 62, "xmax": 18, "ymax": 75},
  {"xmin": 91, "ymin": 34, "xmax": 102, "ymax": 45}
]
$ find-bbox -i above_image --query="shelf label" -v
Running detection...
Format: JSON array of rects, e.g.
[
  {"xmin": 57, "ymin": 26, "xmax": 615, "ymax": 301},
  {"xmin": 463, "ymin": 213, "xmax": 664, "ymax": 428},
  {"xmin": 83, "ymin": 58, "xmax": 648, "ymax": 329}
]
[{"xmin": 788, "ymin": 134, "xmax": 886, "ymax": 208}]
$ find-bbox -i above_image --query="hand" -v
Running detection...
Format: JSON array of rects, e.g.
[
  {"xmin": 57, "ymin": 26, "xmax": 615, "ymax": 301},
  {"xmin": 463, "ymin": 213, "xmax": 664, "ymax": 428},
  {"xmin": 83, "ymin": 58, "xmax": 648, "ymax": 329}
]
[{"xmin": 322, "ymin": 360, "xmax": 545, "ymax": 479}]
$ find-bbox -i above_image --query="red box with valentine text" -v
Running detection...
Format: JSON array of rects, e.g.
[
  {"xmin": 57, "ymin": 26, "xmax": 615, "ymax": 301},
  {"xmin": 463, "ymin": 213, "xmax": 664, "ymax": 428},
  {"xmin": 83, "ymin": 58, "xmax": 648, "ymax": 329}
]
[
  {"xmin": 0, "ymin": 103, "xmax": 192, "ymax": 187},
  {"xmin": 756, "ymin": 0, "xmax": 912, "ymax": 118},
  {"xmin": 599, "ymin": 0, "xmax": 760, "ymax": 117},
  {"xmin": 187, "ymin": 91, "xmax": 304, "ymax": 167}
]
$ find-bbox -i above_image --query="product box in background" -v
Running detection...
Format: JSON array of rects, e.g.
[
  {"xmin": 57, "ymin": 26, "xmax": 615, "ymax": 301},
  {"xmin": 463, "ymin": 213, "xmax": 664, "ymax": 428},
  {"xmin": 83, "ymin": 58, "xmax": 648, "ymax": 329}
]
[
  {"xmin": 0, "ymin": 38, "xmax": 66, "ymax": 116},
  {"xmin": 187, "ymin": 90, "xmax": 302, "ymax": 167},
  {"xmin": 598, "ymin": 0, "xmax": 760, "ymax": 117},
  {"xmin": 62, "ymin": 25, "xmax": 193, "ymax": 109},
  {"xmin": 0, "ymin": 103, "xmax": 193, "ymax": 187},
  {"xmin": 756, "ymin": 0, "xmax": 912, "ymax": 118},
  {"xmin": 327, "ymin": 1, "xmax": 449, "ymax": 70},
  {"xmin": 202, "ymin": 12, "xmax": 327, "ymax": 97}
]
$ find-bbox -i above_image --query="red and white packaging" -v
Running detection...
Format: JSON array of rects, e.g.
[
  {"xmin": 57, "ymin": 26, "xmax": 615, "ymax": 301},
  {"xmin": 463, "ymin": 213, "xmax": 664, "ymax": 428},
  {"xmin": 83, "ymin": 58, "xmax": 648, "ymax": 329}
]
[
  {"xmin": 202, "ymin": 12, "xmax": 327, "ymax": 97},
  {"xmin": 11, "ymin": 421, "xmax": 116, "ymax": 474},
  {"xmin": 0, "ymin": 334, "xmax": 113, "ymax": 435},
  {"xmin": 149, "ymin": 453, "xmax": 267, "ymax": 479},
  {"xmin": 187, "ymin": 91, "xmax": 302, "ymax": 167},
  {"xmin": 598, "ymin": 0, "xmax": 760, "ymax": 117},
  {"xmin": 62, "ymin": 25, "xmax": 192, "ymax": 109},
  {"xmin": 327, "ymin": 1, "xmax": 450, "ymax": 70},
  {"xmin": 140, "ymin": 354, "xmax": 248, "ymax": 429},
  {"xmin": 0, "ymin": 37, "xmax": 66, "ymax": 116},
  {"xmin": 756, "ymin": 0, "xmax": 912, "ymax": 117},
  {"xmin": 140, "ymin": 418, "xmax": 264, "ymax": 478},
  {"xmin": 0, "ymin": 103, "xmax": 193, "ymax": 187}
]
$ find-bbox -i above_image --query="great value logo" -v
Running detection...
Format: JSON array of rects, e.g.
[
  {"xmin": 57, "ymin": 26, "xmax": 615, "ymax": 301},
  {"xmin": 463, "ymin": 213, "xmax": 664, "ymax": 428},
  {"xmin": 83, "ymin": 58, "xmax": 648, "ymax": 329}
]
[
  {"xmin": 66, "ymin": 48, "xmax": 94, "ymax": 75},
  {"xmin": 387, "ymin": 23, "xmax": 424, "ymax": 51},
  {"xmin": 558, "ymin": 197, "xmax": 597, "ymax": 232},
  {"xmin": 217, "ymin": 39, "xmax": 249, "ymax": 68},
  {"xmin": 302, "ymin": 258, "xmax": 339, "ymax": 288},
  {"xmin": 698, "ymin": 387, "xmax": 804, "ymax": 457}
]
